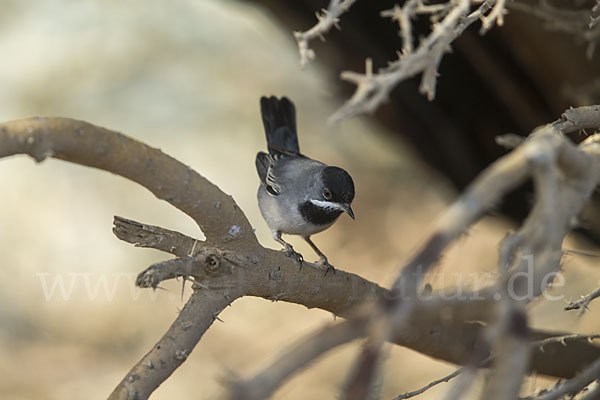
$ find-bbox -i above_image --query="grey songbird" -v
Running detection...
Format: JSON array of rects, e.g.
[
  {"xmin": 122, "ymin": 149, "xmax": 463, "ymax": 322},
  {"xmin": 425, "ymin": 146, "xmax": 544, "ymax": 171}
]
[{"xmin": 255, "ymin": 96, "xmax": 355, "ymax": 275}]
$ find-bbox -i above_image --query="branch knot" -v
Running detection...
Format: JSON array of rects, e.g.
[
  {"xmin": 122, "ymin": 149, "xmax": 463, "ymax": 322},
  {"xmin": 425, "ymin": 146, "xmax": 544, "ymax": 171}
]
[{"xmin": 204, "ymin": 253, "xmax": 221, "ymax": 274}]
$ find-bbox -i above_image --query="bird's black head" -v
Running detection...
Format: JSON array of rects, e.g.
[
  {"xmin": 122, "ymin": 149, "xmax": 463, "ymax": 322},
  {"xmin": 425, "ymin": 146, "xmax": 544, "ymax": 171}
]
[
  {"xmin": 299, "ymin": 166, "xmax": 356, "ymax": 225},
  {"xmin": 320, "ymin": 166, "xmax": 355, "ymax": 205}
]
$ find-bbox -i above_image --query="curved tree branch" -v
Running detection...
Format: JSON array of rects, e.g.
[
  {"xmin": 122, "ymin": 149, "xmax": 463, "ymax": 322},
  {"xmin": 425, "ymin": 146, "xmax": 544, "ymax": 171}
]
[
  {"xmin": 109, "ymin": 286, "xmax": 243, "ymax": 400},
  {"xmin": 0, "ymin": 117, "xmax": 258, "ymax": 250}
]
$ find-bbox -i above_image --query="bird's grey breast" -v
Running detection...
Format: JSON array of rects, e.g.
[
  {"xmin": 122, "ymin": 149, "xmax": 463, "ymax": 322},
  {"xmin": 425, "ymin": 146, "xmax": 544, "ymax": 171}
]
[{"xmin": 257, "ymin": 157, "xmax": 333, "ymax": 235}]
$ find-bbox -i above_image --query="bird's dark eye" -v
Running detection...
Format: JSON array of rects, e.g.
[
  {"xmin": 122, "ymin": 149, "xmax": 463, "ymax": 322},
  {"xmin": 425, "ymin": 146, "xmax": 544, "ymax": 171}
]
[{"xmin": 322, "ymin": 188, "xmax": 332, "ymax": 200}]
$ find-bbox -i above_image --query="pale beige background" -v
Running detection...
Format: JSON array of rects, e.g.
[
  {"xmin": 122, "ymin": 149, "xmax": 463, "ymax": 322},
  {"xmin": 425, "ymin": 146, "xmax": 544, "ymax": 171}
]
[{"xmin": 0, "ymin": 1, "xmax": 598, "ymax": 399}]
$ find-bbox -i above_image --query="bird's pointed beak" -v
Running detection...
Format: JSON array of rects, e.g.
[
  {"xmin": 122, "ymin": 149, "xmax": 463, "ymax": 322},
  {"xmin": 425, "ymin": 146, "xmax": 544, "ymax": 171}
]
[{"xmin": 340, "ymin": 203, "xmax": 355, "ymax": 219}]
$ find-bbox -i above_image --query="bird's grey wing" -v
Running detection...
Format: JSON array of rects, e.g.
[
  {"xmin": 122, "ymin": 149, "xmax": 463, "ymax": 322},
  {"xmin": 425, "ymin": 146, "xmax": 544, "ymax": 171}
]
[{"xmin": 255, "ymin": 151, "xmax": 283, "ymax": 196}]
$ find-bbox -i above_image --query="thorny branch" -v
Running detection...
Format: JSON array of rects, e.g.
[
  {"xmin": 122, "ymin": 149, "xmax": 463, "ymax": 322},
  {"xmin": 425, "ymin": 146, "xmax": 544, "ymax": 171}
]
[
  {"xmin": 297, "ymin": 0, "xmax": 599, "ymax": 123},
  {"xmin": 0, "ymin": 117, "xmax": 256, "ymax": 399},
  {"xmin": 403, "ymin": 333, "xmax": 600, "ymax": 400},
  {"xmin": 293, "ymin": 0, "xmax": 357, "ymax": 69},
  {"xmin": 344, "ymin": 105, "xmax": 600, "ymax": 399},
  {"xmin": 534, "ymin": 333, "xmax": 600, "ymax": 350},
  {"xmin": 294, "ymin": 0, "xmax": 513, "ymax": 122},
  {"xmin": 1, "ymin": 107, "xmax": 600, "ymax": 399},
  {"xmin": 392, "ymin": 367, "xmax": 462, "ymax": 399},
  {"xmin": 329, "ymin": 0, "xmax": 501, "ymax": 122},
  {"xmin": 564, "ymin": 286, "xmax": 600, "ymax": 315},
  {"xmin": 390, "ymin": 333, "xmax": 592, "ymax": 400},
  {"xmin": 113, "ymin": 216, "xmax": 600, "ymax": 399},
  {"xmin": 532, "ymin": 357, "xmax": 600, "ymax": 399},
  {"xmin": 480, "ymin": 0, "xmax": 508, "ymax": 32}
]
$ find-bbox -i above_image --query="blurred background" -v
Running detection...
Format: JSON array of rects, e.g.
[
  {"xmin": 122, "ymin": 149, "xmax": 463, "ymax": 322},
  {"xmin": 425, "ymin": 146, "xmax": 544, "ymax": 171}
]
[{"xmin": 0, "ymin": 0, "xmax": 599, "ymax": 399}]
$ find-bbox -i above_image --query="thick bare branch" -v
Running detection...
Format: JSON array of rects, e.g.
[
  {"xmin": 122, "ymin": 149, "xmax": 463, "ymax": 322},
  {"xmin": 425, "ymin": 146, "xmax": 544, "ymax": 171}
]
[
  {"xmin": 0, "ymin": 117, "xmax": 263, "ymax": 398},
  {"xmin": 0, "ymin": 118, "xmax": 258, "ymax": 250},
  {"xmin": 111, "ymin": 215, "xmax": 600, "ymax": 385},
  {"xmin": 109, "ymin": 285, "xmax": 244, "ymax": 400}
]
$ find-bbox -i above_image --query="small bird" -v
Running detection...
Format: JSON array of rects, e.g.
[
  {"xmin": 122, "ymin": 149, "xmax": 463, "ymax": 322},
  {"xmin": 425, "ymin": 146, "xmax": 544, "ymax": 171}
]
[{"xmin": 255, "ymin": 96, "xmax": 355, "ymax": 275}]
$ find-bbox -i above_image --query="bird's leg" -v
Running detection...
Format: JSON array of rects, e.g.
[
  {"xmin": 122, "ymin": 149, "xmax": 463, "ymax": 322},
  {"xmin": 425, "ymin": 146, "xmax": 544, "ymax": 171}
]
[
  {"xmin": 273, "ymin": 231, "xmax": 303, "ymax": 268},
  {"xmin": 303, "ymin": 236, "xmax": 335, "ymax": 276}
]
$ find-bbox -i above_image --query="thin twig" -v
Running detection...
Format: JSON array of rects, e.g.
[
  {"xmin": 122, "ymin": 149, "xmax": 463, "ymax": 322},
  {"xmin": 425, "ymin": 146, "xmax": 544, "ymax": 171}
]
[
  {"xmin": 534, "ymin": 357, "xmax": 600, "ymax": 400},
  {"xmin": 381, "ymin": 1, "xmax": 419, "ymax": 55},
  {"xmin": 564, "ymin": 287, "xmax": 600, "ymax": 315},
  {"xmin": 480, "ymin": 0, "xmax": 508, "ymax": 33},
  {"xmin": 293, "ymin": 0, "xmax": 357, "ymax": 69},
  {"xmin": 533, "ymin": 333, "xmax": 600, "ymax": 350},
  {"xmin": 393, "ymin": 367, "xmax": 463, "ymax": 399}
]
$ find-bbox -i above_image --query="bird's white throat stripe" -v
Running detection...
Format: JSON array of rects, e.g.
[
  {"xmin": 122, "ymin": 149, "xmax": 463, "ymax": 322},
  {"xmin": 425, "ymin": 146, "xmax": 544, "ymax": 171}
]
[{"xmin": 309, "ymin": 199, "xmax": 342, "ymax": 211}]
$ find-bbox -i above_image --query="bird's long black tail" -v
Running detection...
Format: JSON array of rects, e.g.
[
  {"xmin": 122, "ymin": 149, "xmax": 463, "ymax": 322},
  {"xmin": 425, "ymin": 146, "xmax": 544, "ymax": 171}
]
[{"xmin": 260, "ymin": 96, "xmax": 300, "ymax": 156}]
